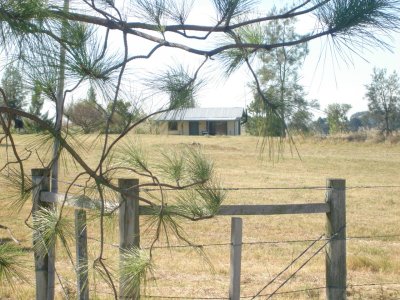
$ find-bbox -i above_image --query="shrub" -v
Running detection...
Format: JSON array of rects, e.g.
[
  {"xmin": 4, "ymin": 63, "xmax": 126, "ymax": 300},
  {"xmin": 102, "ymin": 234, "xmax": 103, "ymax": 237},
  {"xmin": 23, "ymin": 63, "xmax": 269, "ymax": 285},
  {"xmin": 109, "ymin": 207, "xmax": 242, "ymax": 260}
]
[{"xmin": 66, "ymin": 100, "xmax": 105, "ymax": 133}]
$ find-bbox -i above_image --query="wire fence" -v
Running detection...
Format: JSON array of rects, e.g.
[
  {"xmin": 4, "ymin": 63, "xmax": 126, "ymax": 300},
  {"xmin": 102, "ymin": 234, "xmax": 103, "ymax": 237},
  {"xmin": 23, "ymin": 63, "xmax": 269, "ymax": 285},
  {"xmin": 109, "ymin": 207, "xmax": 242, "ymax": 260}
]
[
  {"xmin": 49, "ymin": 180, "xmax": 400, "ymax": 299},
  {"xmin": 87, "ymin": 232, "xmax": 400, "ymax": 251},
  {"xmin": 142, "ymin": 283, "xmax": 400, "ymax": 299},
  {"xmin": 83, "ymin": 230, "xmax": 400, "ymax": 299},
  {"xmin": 56, "ymin": 178, "xmax": 400, "ymax": 193}
]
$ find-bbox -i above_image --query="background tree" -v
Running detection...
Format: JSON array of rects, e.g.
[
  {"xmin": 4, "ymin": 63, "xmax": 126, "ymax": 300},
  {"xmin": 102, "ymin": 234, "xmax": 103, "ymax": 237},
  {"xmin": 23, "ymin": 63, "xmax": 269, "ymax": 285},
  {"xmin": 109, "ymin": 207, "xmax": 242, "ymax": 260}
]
[
  {"xmin": 312, "ymin": 117, "xmax": 329, "ymax": 135},
  {"xmin": 29, "ymin": 82, "xmax": 44, "ymax": 117},
  {"xmin": 107, "ymin": 99, "xmax": 143, "ymax": 134},
  {"xmin": 326, "ymin": 103, "xmax": 352, "ymax": 134},
  {"xmin": 365, "ymin": 68, "xmax": 400, "ymax": 136},
  {"xmin": 0, "ymin": 66, "xmax": 27, "ymax": 131},
  {"xmin": 288, "ymin": 106, "xmax": 317, "ymax": 134},
  {"xmin": 66, "ymin": 87, "xmax": 105, "ymax": 133},
  {"xmin": 245, "ymin": 7, "xmax": 314, "ymax": 136},
  {"xmin": 24, "ymin": 81, "xmax": 52, "ymax": 133},
  {"xmin": 348, "ymin": 111, "xmax": 380, "ymax": 132},
  {"xmin": 0, "ymin": 66, "xmax": 27, "ymax": 110},
  {"xmin": 66, "ymin": 99, "xmax": 104, "ymax": 133},
  {"xmin": 1, "ymin": 0, "xmax": 400, "ymax": 297}
]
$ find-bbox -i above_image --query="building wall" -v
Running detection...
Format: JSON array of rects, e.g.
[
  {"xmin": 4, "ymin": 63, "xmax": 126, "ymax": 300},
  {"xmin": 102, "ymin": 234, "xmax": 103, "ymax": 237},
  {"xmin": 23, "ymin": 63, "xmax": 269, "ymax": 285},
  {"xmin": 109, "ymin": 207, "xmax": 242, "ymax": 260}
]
[
  {"xmin": 181, "ymin": 121, "xmax": 207, "ymax": 135},
  {"xmin": 227, "ymin": 120, "xmax": 236, "ymax": 135},
  {"xmin": 158, "ymin": 121, "xmax": 184, "ymax": 135},
  {"xmin": 159, "ymin": 120, "xmax": 241, "ymax": 135}
]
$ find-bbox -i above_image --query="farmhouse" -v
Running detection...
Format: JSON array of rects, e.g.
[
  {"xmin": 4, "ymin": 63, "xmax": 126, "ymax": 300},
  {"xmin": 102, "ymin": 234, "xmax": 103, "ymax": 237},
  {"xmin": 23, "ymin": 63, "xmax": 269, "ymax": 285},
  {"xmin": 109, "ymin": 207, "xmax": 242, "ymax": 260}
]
[{"xmin": 155, "ymin": 107, "xmax": 245, "ymax": 136}]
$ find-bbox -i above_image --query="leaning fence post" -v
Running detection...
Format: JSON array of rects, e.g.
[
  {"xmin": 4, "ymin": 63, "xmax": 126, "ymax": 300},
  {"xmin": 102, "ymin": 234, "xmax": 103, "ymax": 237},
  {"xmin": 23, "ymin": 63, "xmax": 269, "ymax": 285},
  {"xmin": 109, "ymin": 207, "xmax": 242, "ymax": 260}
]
[
  {"xmin": 32, "ymin": 168, "xmax": 52, "ymax": 300},
  {"xmin": 229, "ymin": 217, "xmax": 242, "ymax": 300},
  {"xmin": 118, "ymin": 178, "xmax": 140, "ymax": 299},
  {"xmin": 326, "ymin": 179, "xmax": 346, "ymax": 300},
  {"xmin": 75, "ymin": 209, "xmax": 89, "ymax": 300}
]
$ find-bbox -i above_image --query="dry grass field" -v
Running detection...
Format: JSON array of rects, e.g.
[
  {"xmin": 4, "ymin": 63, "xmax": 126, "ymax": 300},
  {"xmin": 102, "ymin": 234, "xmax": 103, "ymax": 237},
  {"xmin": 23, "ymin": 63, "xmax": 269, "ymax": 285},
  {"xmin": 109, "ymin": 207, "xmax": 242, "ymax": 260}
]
[{"xmin": 1, "ymin": 134, "xmax": 400, "ymax": 299}]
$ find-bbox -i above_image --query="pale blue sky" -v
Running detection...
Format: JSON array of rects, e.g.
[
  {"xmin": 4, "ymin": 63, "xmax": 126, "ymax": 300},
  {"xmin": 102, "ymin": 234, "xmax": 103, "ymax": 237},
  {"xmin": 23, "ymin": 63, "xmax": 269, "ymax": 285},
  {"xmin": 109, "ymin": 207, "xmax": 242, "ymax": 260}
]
[
  {"xmin": 3, "ymin": 0, "xmax": 399, "ymax": 119},
  {"xmin": 193, "ymin": 0, "xmax": 400, "ymax": 118}
]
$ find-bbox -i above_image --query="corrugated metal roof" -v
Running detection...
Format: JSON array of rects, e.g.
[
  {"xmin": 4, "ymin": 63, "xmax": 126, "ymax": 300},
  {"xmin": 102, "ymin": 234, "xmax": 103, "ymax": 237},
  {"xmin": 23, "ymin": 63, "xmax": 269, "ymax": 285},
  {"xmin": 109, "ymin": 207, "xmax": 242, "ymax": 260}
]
[{"xmin": 154, "ymin": 107, "xmax": 244, "ymax": 121}]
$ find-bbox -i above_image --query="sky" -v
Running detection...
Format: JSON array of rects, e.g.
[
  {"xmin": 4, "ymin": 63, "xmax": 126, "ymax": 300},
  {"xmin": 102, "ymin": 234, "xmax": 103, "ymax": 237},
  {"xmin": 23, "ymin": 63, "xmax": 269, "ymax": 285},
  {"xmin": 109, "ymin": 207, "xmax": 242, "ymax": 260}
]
[
  {"xmin": 301, "ymin": 35, "xmax": 400, "ymax": 117},
  {"xmin": 191, "ymin": 1, "xmax": 400, "ymax": 118},
  {"xmin": 3, "ymin": 0, "xmax": 400, "ymax": 120},
  {"xmin": 197, "ymin": 31, "xmax": 400, "ymax": 118}
]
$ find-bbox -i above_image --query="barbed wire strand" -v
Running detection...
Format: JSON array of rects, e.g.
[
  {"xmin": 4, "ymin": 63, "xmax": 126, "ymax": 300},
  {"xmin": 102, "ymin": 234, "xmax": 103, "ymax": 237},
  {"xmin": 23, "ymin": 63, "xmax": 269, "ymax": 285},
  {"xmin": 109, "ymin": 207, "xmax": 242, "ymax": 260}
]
[
  {"xmin": 142, "ymin": 186, "xmax": 330, "ymax": 192},
  {"xmin": 251, "ymin": 286, "xmax": 326, "ymax": 298},
  {"xmin": 56, "ymin": 178, "xmax": 400, "ymax": 193},
  {"xmin": 349, "ymin": 282, "xmax": 400, "ymax": 288},
  {"xmin": 251, "ymin": 226, "xmax": 345, "ymax": 299},
  {"xmin": 253, "ymin": 282, "xmax": 400, "ymax": 298},
  {"xmin": 142, "ymin": 282, "xmax": 400, "ymax": 300},
  {"xmin": 143, "ymin": 295, "xmax": 228, "ymax": 299},
  {"xmin": 264, "ymin": 239, "xmax": 331, "ymax": 300},
  {"xmin": 346, "ymin": 185, "xmax": 400, "ymax": 190},
  {"xmin": 85, "ymin": 233, "xmax": 400, "ymax": 251},
  {"xmin": 250, "ymin": 234, "xmax": 325, "ymax": 299},
  {"xmin": 347, "ymin": 234, "xmax": 400, "ymax": 240},
  {"xmin": 152, "ymin": 234, "xmax": 399, "ymax": 249},
  {"xmin": 141, "ymin": 184, "xmax": 400, "ymax": 192},
  {"xmin": 85, "ymin": 232, "xmax": 400, "ymax": 299},
  {"xmin": 87, "ymin": 236, "xmax": 120, "ymax": 249}
]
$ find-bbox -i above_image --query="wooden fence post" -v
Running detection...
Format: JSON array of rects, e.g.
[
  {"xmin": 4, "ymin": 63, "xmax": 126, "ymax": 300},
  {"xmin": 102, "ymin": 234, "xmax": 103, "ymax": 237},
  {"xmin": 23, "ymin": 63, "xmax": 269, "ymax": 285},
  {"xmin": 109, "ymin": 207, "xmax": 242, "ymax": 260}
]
[
  {"xmin": 229, "ymin": 217, "xmax": 242, "ymax": 300},
  {"xmin": 32, "ymin": 168, "xmax": 52, "ymax": 300},
  {"xmin": 75, "ymin": 209, "xmax": 89, "ymax": 300},
  {"xmin": 118, "ymin": 178, "xmax": 140, "ymax": 300},
  {"xmin": 326, "ymin": 179, "xmax": 346, "ymax": 300}
]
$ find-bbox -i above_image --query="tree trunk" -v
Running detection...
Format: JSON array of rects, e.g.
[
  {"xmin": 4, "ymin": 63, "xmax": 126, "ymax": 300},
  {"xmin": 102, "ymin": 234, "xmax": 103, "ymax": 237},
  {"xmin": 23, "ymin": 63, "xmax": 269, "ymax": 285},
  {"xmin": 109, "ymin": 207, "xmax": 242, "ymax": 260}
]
[
  {"xmin": 384, "ymin": 111, "xmax": 390, "ymax": 137},
  {"xmin": 49, "ymin": 0, "xmax": 69, "ymax": 299}
]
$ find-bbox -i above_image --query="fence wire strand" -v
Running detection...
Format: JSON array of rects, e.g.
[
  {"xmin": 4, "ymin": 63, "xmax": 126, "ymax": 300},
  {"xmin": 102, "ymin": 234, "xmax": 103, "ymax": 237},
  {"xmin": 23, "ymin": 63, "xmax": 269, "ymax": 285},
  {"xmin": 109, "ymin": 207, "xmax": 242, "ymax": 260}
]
[
  {"xmin": 143, "ymin": 296, "xmax": 229, "ymax": 299},
  {"xmin": 251, "ymin": 225, "xmax": 345, "ymax": 299},
  {"xmin": 85, "ymin": 233, "xmax": 400, "ymax": 251},
  {"xmin": 46, "ymin": 178, "xmax": 400, "ymax": 299},
  {"xmin": 250, "ymin": 234, "xmax": 325, "ymax": 299},
  {"xmin": 264, "ymin": 239, "xmax": 331, "ymax": 300},
  {"xmin": 56, "ymin": 178, "xmax": 400, "ymax": 193},
  {"xmin": 142, "ymin": 283, "xmax": 400, "ymax": 300}
]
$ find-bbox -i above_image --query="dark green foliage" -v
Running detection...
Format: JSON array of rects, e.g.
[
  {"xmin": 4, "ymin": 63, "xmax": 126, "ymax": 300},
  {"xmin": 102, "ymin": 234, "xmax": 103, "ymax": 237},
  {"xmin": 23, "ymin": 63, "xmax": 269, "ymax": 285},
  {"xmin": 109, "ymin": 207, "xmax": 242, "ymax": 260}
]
[
  {"xmin": 245, "ymin": 8, "xmax": 315, "ymax": 137},
  {"xmin": 164, "ymin": 0, "xmax": 193, "ymax": 24},
  {"xmin": 150, "ymin": 65, "xmax": 202, "ymax": 109},
  {"xmin": 0, "ymin": 243, "xmax": 28, "ymax": 288},
  {"xmin": 212, "ymin": 0, "xmax": 257, "ymax": 23},
  {"xmin": 159, "ymin": 150, "xmax": 185, "ymax": 184},
  {"xmin": 0, "ymin": 0, "xmax": 48, "ymax": 42},
  {"xmin": 33, "ymin": 208, "xmax": 73, "ymax": 259},
  {"xmin": 289, "ymin": 109, "xmax": 315, "ymax": 134},
  {"xmin": 25, "ymin": 81, "xmax": 53, "ymax": 133},
  {"xmin": 246, "ymin": 109, "xmax": 285, "ymax": 137},
  {"xmin": 1, "ymin": 65, "xmax": 27, "ymax": 110},
  {"xmin": 315, "ymin": 0, "xmax": 400, "ymax": 37},
  {"xmin": 348, "ymin": 115, "xmax": 363, "ymax": 132},
  {"xmin": 175, "ymin": 184, "xmax": 226, "ymax": 219},
  {"xmin": 218, "ymin": 23, "xmax": 264, "ymax": 75},
  {"xmin": 65, "ymin": 23, "xmax": 120, "ymax": 84},
  {"xmin": 312, "ymin": 117, "xmax": 329, "ymax": 135},
  {"xmin": 107, "ymin": 99, "xmax": 143, "ymax": 134},
  {"xmin": 119, "ymin": 247, "xmax": 153, "ymax": 295},
  {"xmin": 135, "ymin": 0, "xmax": 167, "ymax": 26},
  {"xmin": 326, "ymin": 103, "xmax": 352, "ymax": 134},
  {"xmin": 0, "ymin": 167, "xmax": 33, "ymax": 212},
  {"xmin": 29, "ymin": 81, "xmax": 43, "ymax": 116}
]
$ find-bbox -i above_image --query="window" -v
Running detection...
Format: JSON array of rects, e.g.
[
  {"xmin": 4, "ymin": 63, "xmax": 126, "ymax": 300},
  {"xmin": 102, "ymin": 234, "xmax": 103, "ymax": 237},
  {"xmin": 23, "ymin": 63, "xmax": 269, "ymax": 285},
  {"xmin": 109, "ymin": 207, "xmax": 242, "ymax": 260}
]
[{"xmin": 168, "ymin": 121, "xmax": 178, "ymax": 131}]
